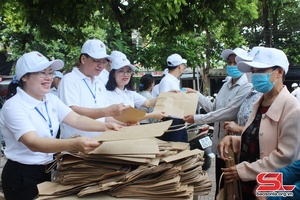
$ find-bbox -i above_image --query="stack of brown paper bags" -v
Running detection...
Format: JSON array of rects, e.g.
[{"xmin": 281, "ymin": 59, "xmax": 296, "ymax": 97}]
[{"xmin": 37, "ymin": 121, "xmax": 212, "ymax": 199}]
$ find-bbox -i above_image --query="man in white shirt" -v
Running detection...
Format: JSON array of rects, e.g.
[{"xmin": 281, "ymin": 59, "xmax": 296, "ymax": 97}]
[
  {"xmin": 158, "ymin": 54, "xmax": 188, "ymax": 142},
  {"xmin": 151, "ymin": 68, "xmax": 168, "ymax": 97},
  {"xmin": 50, "ymin": 71, "xmax": 63, "ymax": 96},
  {"xmin": 98, "ymin": 60, "xmax": 111, "ymax": 85},
  {"xmin": 58, "ymin": 39, "xmax": 129, "ymax": 138},
  {"xmin": 159, "ymin": 54, "xmax": 187, "ymax": 93}
]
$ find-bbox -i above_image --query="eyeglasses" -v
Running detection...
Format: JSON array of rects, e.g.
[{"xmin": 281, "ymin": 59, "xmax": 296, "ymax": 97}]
[
  {"xmin": 32, "ymin": 71, "xmax": 55, "ymax": 79},
  {"xmin": 116, "ymin": 69, "xmax": 134, "ymax": 75},
  {"xmin": 82, "ymin": 54, "xmax": 109, "ymax": 65},
  {"xmin": 91, "ymin": 58, "xmax": 109, "ymax": 65}
]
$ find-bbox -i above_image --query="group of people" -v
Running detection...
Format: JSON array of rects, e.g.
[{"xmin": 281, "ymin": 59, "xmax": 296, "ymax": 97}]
[
  {"xmin": 0, "ymin": 39, "xmax": 170, "ymax": 200},
  {"xmin": 1, "ymin": 37, "xmax": 300, "ymax": 200},
  {"xmin": 185, "ymin": 46, "xmax": 300, "ymax": 200}
]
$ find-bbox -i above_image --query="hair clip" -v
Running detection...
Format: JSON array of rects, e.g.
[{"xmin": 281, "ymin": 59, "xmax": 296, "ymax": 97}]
[{"xmin": 12, "ymin": 75, "xmax": 19, "ymax": 84}]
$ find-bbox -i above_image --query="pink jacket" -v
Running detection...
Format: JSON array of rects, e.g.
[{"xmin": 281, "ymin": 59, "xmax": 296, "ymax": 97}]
[{"xmin": 232, "ymin": 86, "xmax": 300, "ymax": 181}]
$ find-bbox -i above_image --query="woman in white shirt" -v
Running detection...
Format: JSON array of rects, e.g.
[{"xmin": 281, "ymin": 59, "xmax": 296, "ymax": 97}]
[
  {"xmin": 0, "ymin": 51, "xmax": 120, "ymax": 200},
  {"xmin": 105, "ymin": 51, "xmax": 166, "ymax": 122}
]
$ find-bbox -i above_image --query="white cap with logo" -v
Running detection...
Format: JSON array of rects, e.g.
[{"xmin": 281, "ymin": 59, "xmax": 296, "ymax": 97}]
[
  {"xmin": 167, "ymin": 53, "xmax": 187, "ymax": 67},
  {"xmin": 16, "ymin": 51, "xmax": 64, "ymax": 81},
  {"xmin": 111, "ymin": 51, "xmax": 136, "ymax": 71},
  {"xmin": 237, "ymin": 48, "xmax": 289, "ymax": 73},
  {"xmin": 81, "ymin": 39, "xmax": 112, "ymax": 60}
]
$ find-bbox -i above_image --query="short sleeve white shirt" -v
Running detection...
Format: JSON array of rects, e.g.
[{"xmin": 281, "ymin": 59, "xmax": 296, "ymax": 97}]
[
  {"xmin": 0, "ymin": 87, "xmax": 72, "ymax": 164},
  {"xmin": 50, "ymin": 87, "xmax": 58, "ymax": 96},
  {"xmin": 151, "ymin": 84, "xmax": 160, "ymax": 97},
  {"xmin": 158, "ymin": 73, "xmax": 180, "ymax": 93},
  {"xmin": 106, "ymin": 88, "xmax": 146, "ymax": 108},
  {"xmin": 58, "ymin": 67, "xmax": 108, "ymax": 138},
  {"xmin": 99, "ymin": 69, "xmax": 109, "ymax": 85}
]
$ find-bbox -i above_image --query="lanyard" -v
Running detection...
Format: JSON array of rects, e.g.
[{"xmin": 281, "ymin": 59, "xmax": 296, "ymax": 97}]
[
  {"xmin": 35, "ymin": 101, "xmax": 53, "ymax": 136},
  {"xmin": 83, "ymin": 79, "xmax": 97, "ymax": 104}
]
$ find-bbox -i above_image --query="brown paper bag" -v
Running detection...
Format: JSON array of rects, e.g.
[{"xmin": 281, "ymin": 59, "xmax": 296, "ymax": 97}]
[
  {"xmin": 153, "ymin": 92, "xmax": 199, "ymax": 118},
  {"xmin": 113, "ymin": 107, "xmax": 146, "ymax": 123},
  {"xmin": 92, "ymin": 120, "xmax": 172, "ymax": 141},
  {"xmin": 216, "ymin": 148, "xmax": 242, "ymax": 200}
]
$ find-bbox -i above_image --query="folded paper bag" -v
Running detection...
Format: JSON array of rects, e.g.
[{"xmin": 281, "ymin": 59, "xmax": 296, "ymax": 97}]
[
  {"xmin": 154, "ymin": 92, "xmax": 199, "ymax": 119},
  {"xmin": 92, "ymin": 120, "xmax": 172, "ymax": 141},
  {"xmin": 113, "ymin": 107, "xmax": 146, "ymax": 124}
]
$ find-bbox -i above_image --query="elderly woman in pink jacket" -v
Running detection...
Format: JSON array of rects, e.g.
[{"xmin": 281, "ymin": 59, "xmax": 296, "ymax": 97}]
[{"xmin": 218, "ymin": 47, "xmax": 300, "ymax": 200}]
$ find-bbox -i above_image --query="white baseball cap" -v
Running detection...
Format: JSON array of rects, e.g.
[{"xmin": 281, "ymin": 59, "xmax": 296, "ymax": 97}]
[
  {"xmin": 235, "ymin": 46, "xmax": 265, "ymax": 63},
  {"xmin": 53, "ymin": 71, "xmax": 64, "ymax": 79},
  {"xmin": 111, "ymin": 51, "xmax": 136, "ymax": 71},
  {"xmin": 81, "ymin": 39, "xmax": 112, "ymax": 60},
  {"xmin": 237, "ymin": 48, "xmax": 289, "ymax": 73},
  {"xmin": 167, "ymin": 53, "xmax": 187, "ymax": 67},
  {"xmin": 292, "ymin": 83, "xmax": 298, "ymax": 88},
  {"xmin": 221, "ymin": 47, "xmax": 248, "ymax": 60},
  {"xmin": 16, "ymin": 51, "xmax": 63, "ymax": 81}
]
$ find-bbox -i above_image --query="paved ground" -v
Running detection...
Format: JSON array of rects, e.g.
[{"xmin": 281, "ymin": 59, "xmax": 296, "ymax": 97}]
[
  {"xmin": 0, "ymin": 154, "xmax": 5, "ymax": 200},
  {"xmin": 0, "ymin": 156, "xmax": 216, "ymax": 200},
  {"xmin": 196, "ymin": 157, "xmax": 216, "ymax": 200}
]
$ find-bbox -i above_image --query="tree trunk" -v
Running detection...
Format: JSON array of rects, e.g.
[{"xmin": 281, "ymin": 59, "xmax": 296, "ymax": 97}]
[
  {"xmin": 202, "ymin": 28, "xmax": 212, "ymax": 96},
  {"xmin": 272, "ymin": 4, "xmax": 280, "ymax": 48},
  {"xmin": 262, "ymin": 0, "xmax": 272, "ymax": 47},
  {"xmin": 110, "ymin": 0, "xmax": 134, "ymax": 49}
]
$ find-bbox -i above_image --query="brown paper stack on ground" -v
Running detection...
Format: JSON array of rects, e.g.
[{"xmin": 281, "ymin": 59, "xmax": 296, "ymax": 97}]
[{"xmin": 37, "ymin": 120, "xmax": 212, "ymax": 199}]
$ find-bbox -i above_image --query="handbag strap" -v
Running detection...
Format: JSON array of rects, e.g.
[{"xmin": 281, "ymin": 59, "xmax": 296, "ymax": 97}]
[
  {"xmin": 44, "ymin": 153, "xmax": 64, "ymax": 173},
  {"xmin": 164, "ymin": 123, "xmax": 187, "ymax": 133},
  {"xmin": 164, "ymin": 122, "xmax": 199, "ymax": 133},
  {"xmin": 218, "ymin": 172, "xmax": 225, "ymax": 194}
]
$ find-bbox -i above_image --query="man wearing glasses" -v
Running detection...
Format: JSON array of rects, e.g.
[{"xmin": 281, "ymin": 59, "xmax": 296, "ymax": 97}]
[{"xmin": 58, "ymin": 39, "xmax": 129, "ymax": 139}]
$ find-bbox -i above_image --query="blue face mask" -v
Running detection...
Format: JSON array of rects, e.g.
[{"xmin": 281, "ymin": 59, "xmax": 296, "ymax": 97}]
[
  {"xmin": 251, "ymin": 70, "xmax": 277, "ymax": 93},
  {"xmin": 226, "ymin": 65, "xmax": 243, "ymax": 78}
]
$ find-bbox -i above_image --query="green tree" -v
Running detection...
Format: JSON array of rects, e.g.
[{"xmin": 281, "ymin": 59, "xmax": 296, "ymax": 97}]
[{"xmin": 242, "ymin": 0, "xmax": 300, "ymax": 66}]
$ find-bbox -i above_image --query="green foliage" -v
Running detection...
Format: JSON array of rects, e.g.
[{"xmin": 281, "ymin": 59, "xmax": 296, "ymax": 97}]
[
  {"xmin": 1, "ymin": 0, "xmax": 300, "ymax": 75},
  {"xmin": 242, "ymin": 0, "xmax": 300, "ymax": 66}
]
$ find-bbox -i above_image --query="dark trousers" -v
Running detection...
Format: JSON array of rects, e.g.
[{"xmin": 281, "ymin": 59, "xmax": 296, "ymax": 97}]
[
  {"xmin": 2, "ymin": 159, "xmax": 51, "ymax": 200},
  {"xmin": 215, "ymin": 157, "xmax": 225, "ymax": 198},
  {"xmin": 159, "ymin": 117, "xmax": 188, "ymax": 142},
  {"xmin": 160, "ymin": 128, "xmax": 188, "ymax": 142}
]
